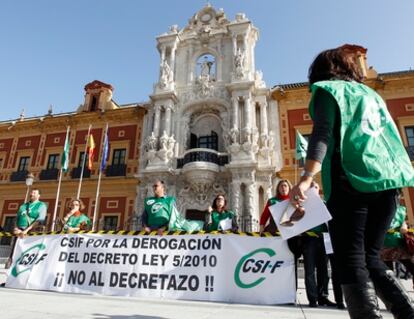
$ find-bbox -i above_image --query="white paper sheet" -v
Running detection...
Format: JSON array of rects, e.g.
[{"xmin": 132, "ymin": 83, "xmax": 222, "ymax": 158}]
[
  {"xmin": 323, "ymin": 232, "xmax": 334, "ymax": 255},
  {"xmin": 219, "ymin": 218, "xmax": 232, "ymax": 231},
  {"xmin": 269, "ymin": 187, "xmax": 332, "ymax": 240}
]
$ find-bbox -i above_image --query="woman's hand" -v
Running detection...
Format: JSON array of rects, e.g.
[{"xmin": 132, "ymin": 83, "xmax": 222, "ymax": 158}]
[
  {"xmin": 290, "ymin": 178, "xmax": 313, "ymax": 208},
  {"xmin": 259, "ymin": 224, "xmax": 265, "ymax": 235},
  {"xmin": 400, "ymin": 221, "xmax": 408, "ymax": 235},
  {"xmin": 207, "ymin": 206, "xmax": 213, "ymax": 214}
]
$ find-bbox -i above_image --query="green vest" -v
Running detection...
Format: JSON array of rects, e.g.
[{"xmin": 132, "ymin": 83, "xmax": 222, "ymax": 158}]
[
  {"xmin": 64, "ymin": 213, "xmax": 91, "ymax": 230},
  {"xmin": 208, "ymin": 210, "xmax": 235, "ymax": 231},
  {"xmin": 310, "ymin": 80, "xmax": 414, "ymax": 200},
  {"xmin": 144, "ymin": 196, "xmax": 174, "ymax": 227},
  {"xmin": 384, "ymin": 205, "xmax": 406, "ymax": 248},
  {"xmin": 16, "ymin": 201, "xmax": 47, "ymax": 229}
]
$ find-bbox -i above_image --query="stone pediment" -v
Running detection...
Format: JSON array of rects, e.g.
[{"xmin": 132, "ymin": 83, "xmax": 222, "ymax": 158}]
[{"xmin": 181, "ymin": 5, "xmax": 230, "ymax": 36}]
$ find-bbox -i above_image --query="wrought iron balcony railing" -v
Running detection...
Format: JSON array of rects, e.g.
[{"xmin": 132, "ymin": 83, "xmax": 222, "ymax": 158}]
[
  {"xmin": 10, "ymin": 170, "xmax": 29, "ymax": 182},
  {"xmin": 39, "ymin": 168, "xmax": 59, "ymax": 180},
  {"xmin": 105, "ymin": 164, "xmax": 127, "ymax": 177},
  {"xmin": 176, "ymin": 148, "xmax": 229, "ymax": 169},
  {"xmin": 71, "ymin": 167, "xmax": 91, "ymax": 179}
]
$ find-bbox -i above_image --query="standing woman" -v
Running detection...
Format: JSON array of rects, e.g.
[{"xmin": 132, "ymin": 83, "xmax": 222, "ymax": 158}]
[
  {"xmin": 63, "ymin": 199, "xmax": 91, "ymax": 232},
  {"xmin": 205, "ymin": 195, "xmax": 238, "ymax": 231},
  {"xmin": 290, "ymin": 44, "xmax": 414, "ymax": 318},
  {"xmin": 259, "ymin": 179, "xmax": 291, "ymax": 234}
]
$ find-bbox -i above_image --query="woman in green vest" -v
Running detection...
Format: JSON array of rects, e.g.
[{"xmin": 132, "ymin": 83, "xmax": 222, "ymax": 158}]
[
  {"xmin": 290, "ymin": 44, "xmax": 414, "ymax": 318},
  {"xmin": 205, "ymin": 195, "xmax": 238, "ymax": 231},
  {"xmin": 63, "ymin": 199, "xmax": 91, "ymax": 232}
]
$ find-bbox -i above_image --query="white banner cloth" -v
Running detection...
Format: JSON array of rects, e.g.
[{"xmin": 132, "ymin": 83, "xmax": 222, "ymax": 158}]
[{"xmin": 6, "ymin": 234, "xmax": 295, "ymax": 305}]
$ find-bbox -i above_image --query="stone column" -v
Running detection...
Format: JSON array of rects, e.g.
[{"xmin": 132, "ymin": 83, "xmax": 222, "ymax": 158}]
[
  {"xmin": 170, "ymin": 44, "xmax": 177, "ymax": 80},
  {"xmin": 159, "ymin": 46, "xmax": 166, "ymax": 82},
  {"xmin": 164, "ymin": 105, "xmax": 172, "ymax": 136},
  {"xmin": 188, "ymin": 46, "xmax": 194, "ymax": 83},
  {"xmin": 232, "ymin": 35, "xmax": 237, "ymax": 56},
  {"xmin": 260, "ymin": 101, "xmax": 268, "ymax": 136},
  {"xmin": 232, "ymin": 96, "xmax": 239, "ymax": 129},
  {"xmin": 246, "ymin": 182, "xmax": 257, "ymax": 232},
  {"xmin": 153, "ymin": 105, "xmax": 161, "ymax": 137},
  {"xmin": 135, "ymin": 185, "xmax": 148, "ymax": 231},
  {"xmin": 243, "ymin": 95, "xmax": 252, "ymax": 142},
  {"xmin": 231, "ymin": 181, "xmax": 241, "ymax": 218}
]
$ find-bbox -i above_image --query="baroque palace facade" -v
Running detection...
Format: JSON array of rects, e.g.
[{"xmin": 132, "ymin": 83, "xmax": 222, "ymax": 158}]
[{"xmin": 0, "ymin": 5, "xmax": 414, "ymax": 234}]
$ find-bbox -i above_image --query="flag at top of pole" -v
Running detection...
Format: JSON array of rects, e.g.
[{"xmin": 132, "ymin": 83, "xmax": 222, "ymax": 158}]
[
  {"xmin": 295, "ymin": 131, "xmax": 308, "ymax": 160},
  {"xmin": 61, "ymin": 128, "xmax": 70, "ymax": 172},
  {"xmin": 100, "ymin": 128, "xmax": 109, "ymax": 171},
  {"xmin": 87, "ymin": 134, "xmax": 96, "ymax": 170}
]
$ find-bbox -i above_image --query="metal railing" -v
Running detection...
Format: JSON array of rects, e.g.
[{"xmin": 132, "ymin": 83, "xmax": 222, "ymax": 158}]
[{"xmin": 176, "ymin": 148, "xmax": 229, "ymax": 169}]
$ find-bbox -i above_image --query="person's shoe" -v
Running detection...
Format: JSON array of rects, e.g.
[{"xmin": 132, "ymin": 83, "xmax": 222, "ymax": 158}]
[
  {"xmin": 337, "ymin": 302, "xmax": 346, "ymax": 310},
  {"xmin": 342, "ymin": 281, "xmax": 382, "ymax": 318},
  {"xmin": 309, "ymin": 301, "xmax": 318, "ymax": 308},
  {"xmin": 318, "ymin": 297, "xmax": 336, "ymax": 307},
  {"xmin": 372, "ymin": 270, "xmax": 414, "ymax": 319},
  {"xmin": 0, "ymin": 283, "xmax": 5, "ymax": 287}
]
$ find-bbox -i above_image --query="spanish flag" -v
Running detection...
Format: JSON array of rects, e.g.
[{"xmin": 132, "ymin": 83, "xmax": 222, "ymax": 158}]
[{"xmin": 87, "ymin": 134, "xmax": 95, "ymax": 170}]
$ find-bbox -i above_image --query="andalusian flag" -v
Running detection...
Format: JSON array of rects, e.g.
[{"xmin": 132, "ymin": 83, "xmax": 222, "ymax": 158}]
[
  {"xmin": 61, "ymin": 129, "xmax": 70, "ymax": 172},
  {"xmin": 295, "ymin": 131, "xmax": 308, "ymax": 160},
  {"xmin": 87, "ymin": 134, "xmax": 96, "ymax": 170}
]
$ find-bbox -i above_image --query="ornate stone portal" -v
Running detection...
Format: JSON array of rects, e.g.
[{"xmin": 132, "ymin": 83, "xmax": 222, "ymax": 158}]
[{"xmin": 137, "ymin": 5, "xmax": 282, "ymax": 231}]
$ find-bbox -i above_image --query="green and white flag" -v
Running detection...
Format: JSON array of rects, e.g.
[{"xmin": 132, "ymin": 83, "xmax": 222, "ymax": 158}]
[
  {"xmin": 168, "ymin": 205, "xmax": 204, "ymax": 232},
  {"xmin": 61, "ymin": 129, "xmax": 70, "ymax": 172},
  {"xmin": 295, "ymin": 131, "xmax": 308, "ymax": 160}
]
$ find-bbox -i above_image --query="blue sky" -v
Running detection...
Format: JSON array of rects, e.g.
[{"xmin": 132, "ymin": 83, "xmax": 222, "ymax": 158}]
[{"xmin": 0, "ymin": 0, "xmax": 413, "ymax": 120}]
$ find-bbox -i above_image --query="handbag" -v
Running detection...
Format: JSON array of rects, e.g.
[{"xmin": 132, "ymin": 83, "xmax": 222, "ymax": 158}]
[{"xmin": 404, "ymin": 232, "xmax": 414, "ymax": 255}]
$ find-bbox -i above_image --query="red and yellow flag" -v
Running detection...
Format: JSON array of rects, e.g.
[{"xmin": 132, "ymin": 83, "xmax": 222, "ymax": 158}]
[{"xmin": 87, "ymin": 134, "xmax": 95, "ymax": 170}]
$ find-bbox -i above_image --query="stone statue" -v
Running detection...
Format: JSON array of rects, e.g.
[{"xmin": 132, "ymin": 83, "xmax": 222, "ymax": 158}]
[
  {"xmin": 234, "ymin": 48, "xmax": 246, "ymax": 79},
  {"xmin": 160, "ymin": 59, "xmax": 173, "ymax": 88},
  {"xmin": 146, "ymin": 132, "xmax": 158, "ymax": 151},
  {"xmin": 159, "ymin": 131, "xmax": 169, "ymax": 150}
]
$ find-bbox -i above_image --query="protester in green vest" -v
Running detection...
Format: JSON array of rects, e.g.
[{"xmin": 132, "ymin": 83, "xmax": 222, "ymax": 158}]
[
  {"xmin": 142, "ymin": 179, "xmax": 203, "ymax": 235},
  {"xmin": 381, "ymin": 204, "xmax": 414, "ymax": 289},
  {"xmin": 5, "ymin": 188, "xmax": 48, "ymax": 270},
  {"xmin": 14, "ymin": 188, "xmax": 47, "ymax": 237},
  {"xmin": 205, "ymin": 194, "xmax": 238, "ymax": 231},
  {"xmin": 62, "ymin": 198, "xmax": 91, "ymax": 232},
  {"xmin": 289, "ymin": 44, "xmax": 414, "ymax": 318}
]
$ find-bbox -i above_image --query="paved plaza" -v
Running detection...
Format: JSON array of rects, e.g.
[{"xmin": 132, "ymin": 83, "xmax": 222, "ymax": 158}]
[{"xmin": 1, "ymin": 263, "xmax": 409, "ymax": 319}]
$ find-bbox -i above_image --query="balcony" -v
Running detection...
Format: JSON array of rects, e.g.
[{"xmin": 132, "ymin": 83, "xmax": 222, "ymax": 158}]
[
  {"xmin": 105, "ymin": 164, "xmax": 127, "ymax": 177},
  {"xmin": 10, "ymin": 170, "xmax": 28, "ymax": 182},
  {"xmin": 406, "ymin": 146, "xmax": 414, "ymax": 161},
  {"xmin": 176, "ymin": 148, "xmax": 228, "ymax": 169},
  {"xmin": 39, "ymin": 168, "xmax": 59, "ymax": 180},
  {"xmin": 71, "ymin": 167, "xmax": 91, "ymax": 179}
]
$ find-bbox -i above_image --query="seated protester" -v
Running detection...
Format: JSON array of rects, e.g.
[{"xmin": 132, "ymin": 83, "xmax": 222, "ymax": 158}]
[
  {"xmin": 62, "ymin": 198, "xmax": 91, "ymax": 232},
  {"xmin": 142, "ymin": 179, "xmax": 203, "ymax": 235},
  {"xmin": 205, "ymin": 195, "xmax": 238, "ymax": 231},
  {"xmin": 259, "ymin": 179, "xmax": 291, "ymax": 234}
]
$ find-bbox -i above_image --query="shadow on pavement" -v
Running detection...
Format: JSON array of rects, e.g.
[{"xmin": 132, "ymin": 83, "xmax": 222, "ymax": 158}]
[{"xmin": 93, "ymin": 315, "xmax": 165, "ymax": 319}]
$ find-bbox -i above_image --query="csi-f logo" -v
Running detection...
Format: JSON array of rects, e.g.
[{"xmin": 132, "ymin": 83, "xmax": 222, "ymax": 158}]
[
  {"xmin": 234, "ymin": 248, "xmax": 284, "ymax": 289},
  {"xmin": 11, "ymin": 243, "xmax": 48, "ymax": 277}
]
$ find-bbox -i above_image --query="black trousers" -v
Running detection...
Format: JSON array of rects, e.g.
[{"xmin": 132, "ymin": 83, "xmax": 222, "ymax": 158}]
[
  {"xmin": 302, "ymin": 236, "xmax": 329, "ymax": 303},
  {"xmin": 327, "ymin": 184, "xmax": 398, "ymax": 285}
]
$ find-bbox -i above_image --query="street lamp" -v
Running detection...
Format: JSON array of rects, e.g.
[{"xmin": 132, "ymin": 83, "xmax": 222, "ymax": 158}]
[{"xmin": 24, "ymin": 172, "xmax": 34, "ymax": 203}]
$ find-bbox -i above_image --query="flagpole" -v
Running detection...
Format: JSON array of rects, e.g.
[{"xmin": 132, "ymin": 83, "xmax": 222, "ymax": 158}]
[
  {"xmin": 51, "ymin": 126, "xmax": 70, "ymax": 231},
  {"xmin": 77, "ymin": 124, "xmax": 92, "ymax": 199},
  {"xmin": 92, "ymin": 123, "xmax": 108, "ymax": 231}
]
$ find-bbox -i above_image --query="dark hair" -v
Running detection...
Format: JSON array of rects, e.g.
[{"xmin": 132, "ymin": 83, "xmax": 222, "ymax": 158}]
[
  {"xmin": 212, "ymin": 194, "xmax": 228, "ymax": 211},
  {"xmin": 308, "ymin": 44, "xmax": 365, "ymax": 85},
  {"xmin": 276, "ymin": 179, "xmax": 292, "ymax": 198}
]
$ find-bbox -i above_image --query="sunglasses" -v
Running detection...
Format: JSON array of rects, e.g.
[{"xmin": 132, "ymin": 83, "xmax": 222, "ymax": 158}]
[{"xmin": 279, "ymin": 205, "xmax": 305, "ymax": 227}]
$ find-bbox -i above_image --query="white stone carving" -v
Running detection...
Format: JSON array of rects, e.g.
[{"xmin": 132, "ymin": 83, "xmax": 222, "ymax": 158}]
[{"xmin": 159, "ymin": 59, "xmax": 173, "ymax": 89}]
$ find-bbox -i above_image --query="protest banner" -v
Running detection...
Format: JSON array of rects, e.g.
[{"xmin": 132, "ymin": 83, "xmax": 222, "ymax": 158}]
[{"xmin": 6, "ymin": 233, "xmax": 295, "ymax": 305}]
